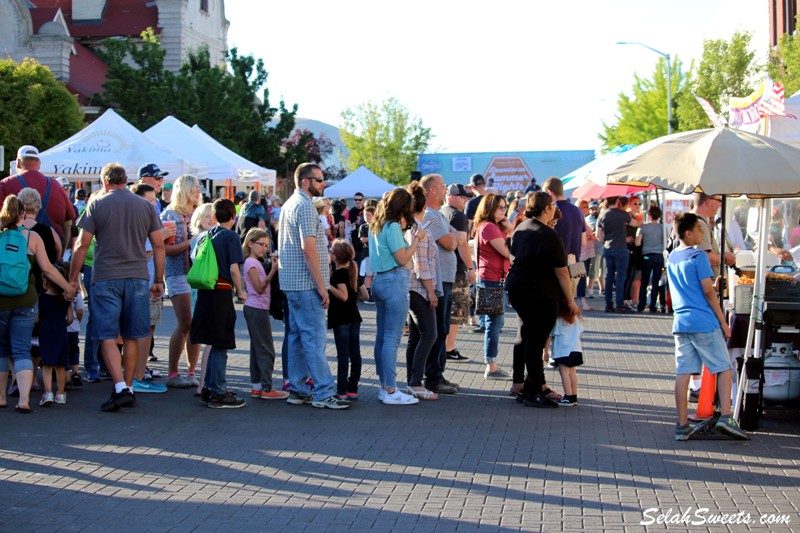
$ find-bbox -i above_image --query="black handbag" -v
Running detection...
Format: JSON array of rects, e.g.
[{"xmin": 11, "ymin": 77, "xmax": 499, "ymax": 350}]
[{"xmin": 474, "ymin": 235, "xmax": 505, "ymax": 316}]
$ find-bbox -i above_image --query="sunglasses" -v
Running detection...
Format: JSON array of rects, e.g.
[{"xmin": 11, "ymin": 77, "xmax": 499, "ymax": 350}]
[
  {"xmin": 305, "ymin": 177, "xmax": 325, "ymax": 183},
  {"xmin": 354, "ymin": 198, "xmax": 363, "ymax": 202}
]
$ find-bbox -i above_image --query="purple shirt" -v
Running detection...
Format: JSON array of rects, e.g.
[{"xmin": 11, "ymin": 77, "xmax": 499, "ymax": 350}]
[{"xmin": 555, "ymin": 199, "xmax": 585, "ymax": 258}]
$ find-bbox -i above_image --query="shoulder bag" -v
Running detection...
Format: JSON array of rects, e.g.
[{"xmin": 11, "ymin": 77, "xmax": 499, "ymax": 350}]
[{"xmin": 474, "ymin": 232, "xmax": 505, "ymax": 316}]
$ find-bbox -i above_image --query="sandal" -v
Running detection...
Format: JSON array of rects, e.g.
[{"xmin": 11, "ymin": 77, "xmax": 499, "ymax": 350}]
[
  {"xmin": 542, "ymin": 388, "xmax": 562, "ymax": 401},
  {"xmin": 407, "ymin": 387, "xmax": 439, "ymax": 401},
  {"xmin": 14, "ymin": 405, "xmax": 31, "ymax": 414}
]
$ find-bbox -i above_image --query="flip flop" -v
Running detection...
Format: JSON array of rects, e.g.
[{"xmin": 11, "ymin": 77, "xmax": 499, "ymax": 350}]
[
  {"xmin": 14, "ymin": 405, "xmax": 31, "ymax": 414},
  {"xmin": 542, "ymin": 388, "xmax": 562, "ymax": 401}
]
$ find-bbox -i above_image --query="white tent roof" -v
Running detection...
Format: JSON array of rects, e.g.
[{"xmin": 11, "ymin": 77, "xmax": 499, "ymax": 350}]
[
  {"xmin": 37, "ymin": 109, "xmax": 200, "ymax": 181},
  {"xmin": 323, "ymin": 166, "xmax": 397, "ymax": 198},
  {"xmin": 190, "ymin": 125, "xmax": 276, "ymax": 187},
  {"xmin": 769, "ymin": 90, "xmax": 800, "ymax": 149}
]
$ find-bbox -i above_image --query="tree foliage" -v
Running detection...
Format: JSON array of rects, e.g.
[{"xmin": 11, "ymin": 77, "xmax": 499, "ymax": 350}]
[
  {"xmin": 677, "ymin": 31, "xmax": 759, "ymax": 131},
  {"xmin": 340, "ymin": 97, "xmax": 432, "ymax": 185},
  {"xmin": 599, "ymin": 57, "xmax": 685, "ymax": 151},
  {"xmin": 95, "ymin": 29, "xmax": 298, "ymax": 172},
  {"xmin": 0, "ymin": 58, "xmax": 83, "ymax": 176},
  {"xmin": 768, "ymin": 23, "xmax": 800, "ymax": 96}
]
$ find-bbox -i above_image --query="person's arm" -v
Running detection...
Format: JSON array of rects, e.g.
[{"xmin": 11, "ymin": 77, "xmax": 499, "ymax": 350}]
[
  {"xmin": 436, "ymin": 230, "xmax": 458, "ymax": 251},
  {"xmin": 555, "ymin": 266, "xmax": 580, "ymax": 316},
  {"xmin": 30, "ymin": 231, "xmax": 75, "ymax": 299},
  {"xmin": 391, "ymin": 228, "xmax": 424, "ymax": 265},
  {"xmin": 456, "ymin": 230, "xmax": 476, "ymax": 284},
  {"xmin": 68, "ymin": 229, "xmax": 92, "ymax": 289},
  {"xmin": 60, "ymin": 220, "xmax": 72, "ymax": 251},
  {"xmin": 247, "ymin": 264, "xmax": 268, "ymax": 294},
  {"xmin": 301, "ymin": 235, "xmax": 329, "ymax": 308},
  {"xmin": 165, "ymin": 239, "xmax": 191, "ymax": 256},
  {"xmin": 66, "ymin": 303, "xmax": 74, "ymax": 327},
  {"xmin": 149, "ymin": 228, "xmax": 166, "ymax": 301},
  {"xmin": 230, "ymin": 262, "xmax": 247, "ymax": 303},
  {"xmin": 635, "ymin": 228, "xmax": 643, "ymax": 247},
  {"xmin": 701, "ymin": 276, "xmax": 731, "ymax": 339},
  {"xmin": 543, "ymin": 336, "xmax": 552, "ymax": 363},
  {"xmin": 488, "ymin": 237, "xmax": 510, "ymax": 259},
  {"xmin": 329, "ymin": 282, "xmax": 349, "ymax": 302},
  {"xmin": 75, "ymin": 303, "xmax": 84, "ymax": 323}
]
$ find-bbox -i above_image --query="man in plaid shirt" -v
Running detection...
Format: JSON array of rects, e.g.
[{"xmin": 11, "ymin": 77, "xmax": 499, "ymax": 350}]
[{"xmin": 277, "ymin": 163, "xmax": 349, "ymax": 410}]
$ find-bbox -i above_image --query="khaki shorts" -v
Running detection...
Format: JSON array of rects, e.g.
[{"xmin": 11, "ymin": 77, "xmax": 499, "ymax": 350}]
[
  {"xmin": 450, "ymin": 271, "xmax": 470, "ymax": 325},
  {"xmin": 150, "ymin": 298, "xmax": 163, "ymax": 327}
]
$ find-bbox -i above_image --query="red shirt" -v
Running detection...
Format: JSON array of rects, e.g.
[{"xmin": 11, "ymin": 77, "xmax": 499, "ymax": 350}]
[
  {"xmin": 0, "ymin": 170, "xmax": 75, "ymax": 238},
  {"xmin": 475, "ymin": 222, "xmax": 510, "ymax": 282}
]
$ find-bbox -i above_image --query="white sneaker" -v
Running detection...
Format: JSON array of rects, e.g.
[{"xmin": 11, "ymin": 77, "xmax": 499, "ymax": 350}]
[
  {"xmin": 382, "ymin": 390, "xmax": 419, "ymax": 405},
  {"xmin": 377, "ymin": 389, "xmax": 388, "ymax": 403}
]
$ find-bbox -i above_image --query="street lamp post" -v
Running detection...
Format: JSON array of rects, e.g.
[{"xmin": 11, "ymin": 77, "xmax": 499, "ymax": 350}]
[{"xmin": 616, "ymin": 42, "xmax": 671, "ymax": 135}]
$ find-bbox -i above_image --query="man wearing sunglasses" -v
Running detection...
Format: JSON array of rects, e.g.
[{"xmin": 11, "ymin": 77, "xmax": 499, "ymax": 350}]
[{"xmin": 137, "ymin": 163, "xmax": 168, "ymax": 215}]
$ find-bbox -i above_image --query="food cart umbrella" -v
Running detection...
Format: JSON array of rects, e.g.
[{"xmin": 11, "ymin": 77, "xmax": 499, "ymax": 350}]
[
  {"xmin": 592, "ymin": 126, "xmax": 800, "ymax": 422},
  {"xmin": 571, "ymin": 181, "xmax": 654, "ymax": 200}
]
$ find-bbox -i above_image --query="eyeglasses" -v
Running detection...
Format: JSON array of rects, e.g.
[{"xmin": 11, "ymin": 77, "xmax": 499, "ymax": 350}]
[
  {"xmin": 253, "ymin": 241, "xmax": 269, "ymax": 248},
  {"xmin": 631, "ymin": 202, "xmax": 641, "ymax": 206},
  {"xmin": 144, "ymin": 175, "xmax": 163, "ymax": 181},
  {"xmin": 305, "ymin": 177, "xmax": 325, "ymax": 183},
  {"xmin": 354, "ymin": 198, "xmax": 363, "ymax": 202}
]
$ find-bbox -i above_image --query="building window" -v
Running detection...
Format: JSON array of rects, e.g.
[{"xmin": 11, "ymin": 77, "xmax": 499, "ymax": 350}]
[{"xmin": 200, "ymin": 0, "xmax": 209, "ymax": 13}]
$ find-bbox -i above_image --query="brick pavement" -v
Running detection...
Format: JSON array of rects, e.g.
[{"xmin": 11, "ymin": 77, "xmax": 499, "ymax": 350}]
[{"xmin": 0, "ymin": 298, "xmax": 799, "ymax": 532}]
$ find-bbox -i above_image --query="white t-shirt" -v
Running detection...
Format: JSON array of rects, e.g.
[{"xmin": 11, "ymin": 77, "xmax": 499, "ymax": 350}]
[{"xmin": 67, "ymin": 293, "xmax": 84, "ymax": 333}]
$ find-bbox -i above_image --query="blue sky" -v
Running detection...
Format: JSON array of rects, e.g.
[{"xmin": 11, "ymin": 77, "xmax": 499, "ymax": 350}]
[{"xmin": 225, "ymin": 0, "xmax": 766, "ymax": 154}]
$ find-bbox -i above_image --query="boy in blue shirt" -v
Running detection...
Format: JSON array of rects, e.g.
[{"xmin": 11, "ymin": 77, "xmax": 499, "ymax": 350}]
[{"xmin": 667, "ymin": 212, "xmax": 748, "ymax": 441}]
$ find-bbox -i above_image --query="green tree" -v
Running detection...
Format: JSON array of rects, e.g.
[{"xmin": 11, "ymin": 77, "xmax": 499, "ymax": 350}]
[
  {"xmin": 768, "ymin": 21, "xmax": 800, "ymax": 95},
  {"xmin": 599, "ymin": 57, "xmax": 685, "ymax": 151},
  {"xmin": 340, "ymin": 97, "xmax": 432, "ymax": 185},
  {"xmin": 0, "ymin": 58, "xmax": 83, "ymax": 177},
  {"xmin": 677, "ymin": 31, "xmax": 759, "ymax": 131}
]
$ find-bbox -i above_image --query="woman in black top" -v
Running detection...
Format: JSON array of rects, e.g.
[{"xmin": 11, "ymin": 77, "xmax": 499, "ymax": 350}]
[{"xmin": 505, "ymin": 192, "xmax": 579, "ymax": 408}]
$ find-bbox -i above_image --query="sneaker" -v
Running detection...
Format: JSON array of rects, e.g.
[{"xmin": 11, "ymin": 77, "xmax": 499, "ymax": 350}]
[
  {"xmin": 312, "ymin": 396, "xmax": 352, "ymax": 409},
  {"xmin": 427, "ymin": 382, "xmax": 458, "ymax": 395},
  {"xmin": 441, "ymin": 378, "xmax": 460, "ymax": 391},
  {"xmin": 185, "ymin": 373, "xmax": 200, "ymax": 387},
  {"xmin": 446, "ymin": 349, "xmax": 468, "ymax": 361},
  {"xmin": 281, "ymin": 380, "xmax": 290, "ymax": 392},
  {"xmin": 132, "ymin": 379, "xmax": 167, "ymax": 394},
  {"xmin": 54, "ymin": 393, "xmax": 67, "ymax": 405},
  {"xmin": 523, "ymin": 394, "xmax": 559, "ymax": 408},
  {"xmin": 101, "ymin": 389, "xmax": 135, "ymax": 412},
  {"xmin": 70, "ymin": 373, "xmax": 83, "ymax": 389},
  {"xmin": 250, "ymin": 388, "xmax": 263, "ymax": 398},
  {"xmin": 286, "ymin": 391, "xmax": 312, "ymax": 405},
  {"xmin": 346, "ymin": 392, "xmax": 359, "ymax": 400},
  {"xmin": 261, "ymin": 389, "xmax": 289, "ymax": 400},
  {"xmin": 198, "ymin": 387, "xmax": 211, "ymax": 405},
  {"xmin": 377, "ymin": 389, "xmax": 389, "ymax": 403},
  {"xmin": 98, "ymin": 369, "xmax": 112, "ymax": 381},
  {"xmin": 39, "ymin": 392, "xmax": 54, "ymax": 407},
  {"xmin": 146, "ymin": 367, "xmax": 162, "ymax": 379},
  {"xmin": 558, "ymin": 397, "xmax": 577, "ymax": 407},
  {"xmin": 148, "ymin": 353, "xmax": 158, "ymax": 362},
  {"xmin": 484, "ymin": 368, "xmax": 513, "ymax": 381},
  {"xmin": 604, "ymin": 306, "xmax": 616, "ymax": 313},
  {"xmin": 380, "ymin": 390, "xmax": 418, "ymax": 406},
  {"xmin": 208, "ymin": 392, "xmax": 246, "ymax": 409},
  {"xmin": 305, "ymin": 377, "xmax": 315, "ymax": 390},
  {"xmin": 166, "ymin": 374, "xmax": 192, "ymax": 389},
  {"xmin": 616, "ymin": 307, "xmax": 630, "ymax": 314},
  {"xmin": 86, "ymin": 369, "xmax": 101, "ymax": 383},
  {"xmin": 581, "ymin": 301, "xmax": 593, "ymax": 312},
  {"xmin": 715, "ymin": 415, "xmax": 750, "ymax": 440},
  {"xmin": 675, "ymin": 423, "xmax": 698, "ymax": 441}
]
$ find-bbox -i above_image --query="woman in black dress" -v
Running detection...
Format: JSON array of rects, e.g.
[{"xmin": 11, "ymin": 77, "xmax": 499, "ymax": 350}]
[{"xmin": 505, "ymin": 192, "xmax": 579, "ymax": 408}]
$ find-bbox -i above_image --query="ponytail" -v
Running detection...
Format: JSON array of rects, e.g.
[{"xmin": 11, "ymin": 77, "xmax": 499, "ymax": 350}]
[{"xmin": 347, "ymin": 259, "xmax": 358, "ymax": 292}]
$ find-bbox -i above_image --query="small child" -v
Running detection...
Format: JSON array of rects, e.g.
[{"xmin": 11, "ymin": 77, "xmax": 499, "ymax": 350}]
[
  {"xmin": 544, "ymin": 299, "xmax": 584, "ymax": 407},
  {"xmin": 328, "ymin": 239, "xmax": 364, "ymax": 399},
  {"xmin": 39, "ymin": 266, "xmax": 73, "ymax": 406},
  {"xmin": 667, "ymin": 212, "xmax": 748, "ymax": 441},
  {"xmin": 242, "ymin": 228, "xmax": 288, "ymax": 400},
  {"xmin": 66, "ymin": 290, "xmax": 84, "ymax": 390}
]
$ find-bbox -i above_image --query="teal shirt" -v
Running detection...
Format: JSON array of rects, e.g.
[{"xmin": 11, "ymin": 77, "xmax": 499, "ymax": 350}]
[{"xmin": 368, "ymin": 221, "xmax": 407, "ymax": 273}]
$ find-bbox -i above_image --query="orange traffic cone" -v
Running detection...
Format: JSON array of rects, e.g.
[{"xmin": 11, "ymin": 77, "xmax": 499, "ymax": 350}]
[{"xmin": 695, "ymin": 366, "xmax": 717, "ymax": 419}]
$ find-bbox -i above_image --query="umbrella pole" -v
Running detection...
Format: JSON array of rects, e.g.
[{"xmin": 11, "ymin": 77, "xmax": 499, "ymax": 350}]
[
  {"xmin": 718, "ymin": 196, "xmax": 727, "ymax": 306},
  {"xmin": 733, "ymin": 201, "xmax": 769, "ymax": 421}
]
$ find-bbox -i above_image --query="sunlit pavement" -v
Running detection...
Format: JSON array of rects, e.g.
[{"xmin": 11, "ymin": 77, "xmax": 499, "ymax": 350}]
[{"xmin": 1, "ymin": 298, "xmax": 798, "ymax": 532}]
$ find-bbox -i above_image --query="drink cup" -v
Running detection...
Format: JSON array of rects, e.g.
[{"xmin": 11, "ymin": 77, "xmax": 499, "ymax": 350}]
[{"xmin": 163, "ymin": 220, "xmax": 177, "ymax": 244}]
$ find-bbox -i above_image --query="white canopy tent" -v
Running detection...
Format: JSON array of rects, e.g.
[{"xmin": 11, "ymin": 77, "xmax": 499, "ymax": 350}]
[
  {"xmin": 324, "ymin": 166, "xmax": 397, "ymax": 198},
  {"xmin": 190, "ymin": 125, "xmax": 276, "ymax": 187},
  {"xmin": 36, "ymin": 109, "xmax": 200, "ymax": 181}
]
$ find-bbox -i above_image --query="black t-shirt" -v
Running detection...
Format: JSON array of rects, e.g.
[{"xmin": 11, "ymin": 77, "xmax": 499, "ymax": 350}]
[
  {"xmin": 465, "ymin": 195, "xmax": 483, "ymax": 220},
  {"xmin": 328, "ymin": 267, "xmax": 362, "ymax": 328},
  {"xmin": 358, "ymin": 223, "xmax": 370, "ymax": 258},
  {"xmin": 441, "ymin": 205, "xmax": 469, "ymax": 273},
  {"xmin": 505, "ymin": 218, "xmax": 567, "ymax": 301},
  {"xmin": 31, "ymin": 223, "xmax": 58, "ymax": 293},
  {"xmin": 349, "ymin": 207, "xmax": 364, "ymax": 254}
]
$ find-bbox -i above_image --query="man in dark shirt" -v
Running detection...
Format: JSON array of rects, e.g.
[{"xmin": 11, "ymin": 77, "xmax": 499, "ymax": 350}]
[
  {"xmin": 464, "ymin": 174, "xmax": 486, "ymax": 233},
  {"xmin": 524, "ymin": 178, "xmax": 541, "ymax": 194},
  {"xmin": 596, "ymin": 197, "xmax": 637, "ymax": 312},
  {"xmin": 543, "ymin": 177, "xmax": 585, "ymax": 263},
  {"xmin": 349, "ymin": 192, "xmax": 365, "ymax": 263}
]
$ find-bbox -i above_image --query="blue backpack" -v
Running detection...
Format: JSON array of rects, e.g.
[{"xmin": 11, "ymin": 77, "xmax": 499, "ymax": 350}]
[
  {"xmin": 0, "ymin": 227, "xmax": 31, "ymax": 296},
  {"xmin": 16, "ymin": 174, "xmax": 53, "ymax": 229}
]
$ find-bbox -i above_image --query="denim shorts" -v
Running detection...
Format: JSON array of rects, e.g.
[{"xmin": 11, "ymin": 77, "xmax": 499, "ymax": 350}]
[
  {"xmin": 166, "ymin": 275, "xmax": 191, "ymax": 297},
  {"xmin": 674, "ymin": 330, "xmax": 733, "ymax": 375},
  {"xmin": 91, "ymin": 278, "xmax": 150, "ymax": 340},
  {"xmin": 150, "ymin": 298, "xmax": 163, "ymax": 327}
]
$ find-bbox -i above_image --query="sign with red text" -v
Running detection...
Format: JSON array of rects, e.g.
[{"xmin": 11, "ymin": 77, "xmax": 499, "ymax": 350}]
[{"xmin": 483, "ymin": 157, "xmax": 533, "ymax": 194}]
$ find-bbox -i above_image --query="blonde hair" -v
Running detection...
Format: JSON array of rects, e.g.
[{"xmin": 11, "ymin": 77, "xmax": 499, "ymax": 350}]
[
  {"xmin": 169, "ymin": 175, "xmax": 200, "ymax": 215},
  {"xmin": 190, "ymin": 203, "xmax": 214, "ymax": 234},
  {"xmin": 242, "ymin": 228, "xmax": 270, "ymax": 259},
  {"xmin": 1, "ymin": 195, "xmax": 25, "ymax": 231}
]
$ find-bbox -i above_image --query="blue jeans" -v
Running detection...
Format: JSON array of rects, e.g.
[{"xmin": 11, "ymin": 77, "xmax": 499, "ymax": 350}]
[
  {"xmin": 333, "ymin": 322, "xmax": 362, "ymax": 395},
  {"xmin": 0, "ymin": 304, "xmax": 37, "ymax": 373},
  {"xmin": 425, "ymin": 282, "xmax": 453, "ymax": 386},
  {"xmin": 285, "ymin": 289, "xmax": 335, "ymax": 400},
  {"xmin": 638, "ymin": 253, "xmax": 664, "ymax": 312},
  {"xmin": 280, "ymin": 295, "xmax": 290, "ymax": 381},
  {"xmin": 479, "ymin": 278, "xmax": 506, "ymax": 363},
  {"xmin": 204, "ymin": 346, "xmax": 229, "ymax": 395},
  {"xmin": 576, "ymin": 259, "xmax": 592, "ymax": 298},
  {"xmin": 82, "ymin": 266, "xmax": 101, "ymax": 373},
  {"xmin": 372, "ymin": 268, "xmax": 410, "ymax": 390},
  {"xmin": 604, "ymin": 248, "xmax": 630, "ymax": 308}
]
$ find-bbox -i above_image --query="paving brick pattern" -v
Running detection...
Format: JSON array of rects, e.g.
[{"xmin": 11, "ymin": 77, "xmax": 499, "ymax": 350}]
[{"xmin": 1, "ymin": 299, "xmax": 798, "ymax": 532}]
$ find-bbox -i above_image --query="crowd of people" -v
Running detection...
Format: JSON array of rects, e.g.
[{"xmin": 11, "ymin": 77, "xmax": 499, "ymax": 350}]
[{"xmin": 0, "ymin": 147, "xmax": 760, "ymax": 438}]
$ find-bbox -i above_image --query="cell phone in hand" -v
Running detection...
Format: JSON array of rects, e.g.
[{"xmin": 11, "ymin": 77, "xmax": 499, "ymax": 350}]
[{"xmin": 420, "ymin": 220, "xmax": 433, "ymax": 231}]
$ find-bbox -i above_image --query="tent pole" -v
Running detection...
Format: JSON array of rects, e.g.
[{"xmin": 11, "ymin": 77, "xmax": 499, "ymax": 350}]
[{"xmin": 718, "ymin": 196, "xmax": 727, "ymax": 305}]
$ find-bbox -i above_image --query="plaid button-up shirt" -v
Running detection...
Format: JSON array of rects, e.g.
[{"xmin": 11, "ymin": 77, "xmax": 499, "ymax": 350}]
[
  {"xmin": 278, "ymin": 189, "xmax": 329, "ymax": 292},
  {"xmin": 407, "ymin": 224, "xmax": 437, "ymax": 300}
]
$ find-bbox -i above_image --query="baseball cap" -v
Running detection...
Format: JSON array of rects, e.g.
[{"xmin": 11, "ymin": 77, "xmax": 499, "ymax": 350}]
[
  {"xmin": 234, "ymin": 191, "xmax": 248, "ymax": 201},
  {"xmin": 163, "ymin": 183, "xmax": 173, "ymax": 191},
  {"xmin": 138, "ymin": 163, "xmax": 168, "ymax": 179},
  {"xmin": 17, "ymin": 145, "xmax": 40, "ymax": 159},
  {"xmin": 447, "ymin": 183, "xmax": 471, "ymax": 197},
  {"xmin": 589, "ymin": 201, "xmax": 599, "ymax": 208},
  {"xmin": 470, "ymin": 174, "xmax": 485, "ymax": 186},
  {"xmin": 56, "ymin": 177, "xmax": 70, "ymax": 188}
]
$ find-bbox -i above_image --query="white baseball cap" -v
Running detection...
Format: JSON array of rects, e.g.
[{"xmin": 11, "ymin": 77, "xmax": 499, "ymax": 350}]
[{"xmin": 17, "ymin": 145, "xmax": 40, "ymax": 159}]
